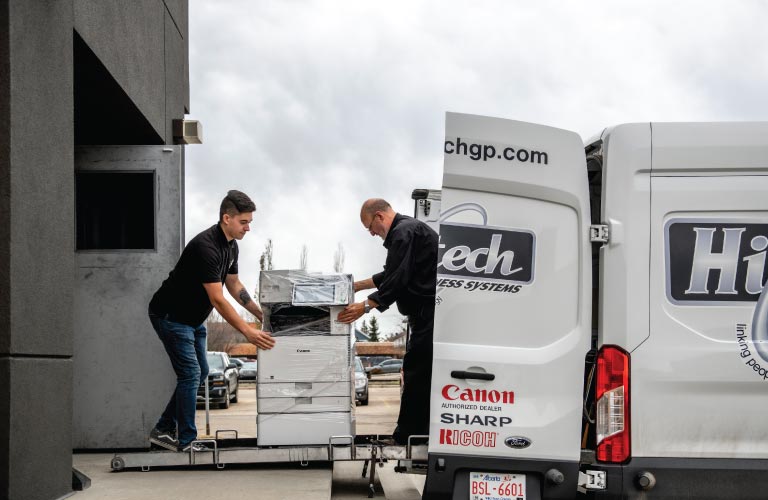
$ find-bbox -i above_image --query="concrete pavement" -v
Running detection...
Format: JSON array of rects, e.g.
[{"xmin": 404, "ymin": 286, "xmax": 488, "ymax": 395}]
[
  {"xmin": 71, "ymin": 386, "xmax": 422, "ymax": 500},
  {"xmin": 331, "ymin": 462, "xmax": 424, "ymax": 500},
  {"xmin": 73, "ymin": 453, "xmax": 332, "ymax": 500}
]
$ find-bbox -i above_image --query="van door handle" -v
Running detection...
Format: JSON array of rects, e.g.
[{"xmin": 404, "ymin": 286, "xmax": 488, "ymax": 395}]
[{"xmin": 451, "ymin": 370, "xmax": 495, "ymax": 381}]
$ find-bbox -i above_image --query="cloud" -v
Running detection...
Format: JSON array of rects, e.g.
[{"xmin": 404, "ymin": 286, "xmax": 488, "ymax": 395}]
[{"xmin": 186, "ymin": 0, "xmax": 768, "ymax": 332}]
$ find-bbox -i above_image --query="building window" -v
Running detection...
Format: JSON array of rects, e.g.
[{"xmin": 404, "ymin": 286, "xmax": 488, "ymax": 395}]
[{"xmin": 76, "ymin": 171, "xmax": 155, "ymax": 250}]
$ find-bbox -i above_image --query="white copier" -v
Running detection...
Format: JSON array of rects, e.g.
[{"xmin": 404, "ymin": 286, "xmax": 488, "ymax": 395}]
[{"xmin": 257, "ymin": 270, "xmax": 355, "ymax": 446}]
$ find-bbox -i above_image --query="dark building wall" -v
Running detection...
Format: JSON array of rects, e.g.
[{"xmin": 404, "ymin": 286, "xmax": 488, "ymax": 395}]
[
  {"xmin": 0, "ymin": 0, "xmax": 10, "ymax": 359},
  {"xmin": 165, "ymin": 11, "xmax": 188, "ymax": 144},
  {"xmin": 7, "ymin": 0, "xmax": 74, "ymax": 357},
  {"xmin": 0, "ymin": 1, "xmax": 75, "ymax": 498},
  {"xmin": 0, "ymin": 0, "xmax": 189, "ymax": 498},
  {"xmin": 73, "ymin": 0, "xmax": 189, "ymax": 144},
  {"xmin": 164, "ymin": 0, "xmax": 190, "ymax": 113},
  {"xmin": 4, "ymin": 358, "xmax": 73, "ymax": 500},
  {"xmin": 72, "ymin": 146, "xmax": 182, "ymax": 449}
]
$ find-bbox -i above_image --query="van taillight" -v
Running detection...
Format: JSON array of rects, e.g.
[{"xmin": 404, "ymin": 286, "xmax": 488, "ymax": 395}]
[{"xmin": 595, "ymin": 346, "xmax": 630, "ymax": 463}]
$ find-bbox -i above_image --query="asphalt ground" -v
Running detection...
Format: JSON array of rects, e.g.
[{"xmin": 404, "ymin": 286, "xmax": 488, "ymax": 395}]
[{"xmin": 72, "ymin": 382, "xmax": 424, "ymax": 499}]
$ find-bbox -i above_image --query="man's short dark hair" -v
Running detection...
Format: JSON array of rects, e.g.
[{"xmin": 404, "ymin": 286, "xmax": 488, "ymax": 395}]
[{"xmin": 220, "ymin": 190, "xmax": 256, "ymax": 221}]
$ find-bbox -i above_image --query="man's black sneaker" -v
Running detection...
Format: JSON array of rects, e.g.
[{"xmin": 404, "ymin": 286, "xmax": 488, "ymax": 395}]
[
  {"xmin": 180, "ymin": 442, "xmax": 210, "ymax": 453},
  {"xmin": 149, "ymin": 428, "xmax": 178, "ymax": 451}
]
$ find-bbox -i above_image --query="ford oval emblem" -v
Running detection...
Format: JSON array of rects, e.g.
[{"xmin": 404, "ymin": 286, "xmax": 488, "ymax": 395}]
[{"xmin": 504, "ymin": 436, "xmax": 532, "ymax": 449}]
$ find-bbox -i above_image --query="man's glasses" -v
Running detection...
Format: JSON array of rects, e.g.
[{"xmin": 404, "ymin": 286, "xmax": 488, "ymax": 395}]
[{"xmin": 366, "ymin": 213, "xmax": 379, "ymax": 231}]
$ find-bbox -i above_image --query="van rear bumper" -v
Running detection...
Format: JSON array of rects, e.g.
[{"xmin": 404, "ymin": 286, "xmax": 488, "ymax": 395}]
[
  {"xmin": 422, "ymin": 452, "xmax": 580, "ymax": 500},
  {"xmin": 581, "ymin": 457, "xmax": 768, "ymax": 499}
]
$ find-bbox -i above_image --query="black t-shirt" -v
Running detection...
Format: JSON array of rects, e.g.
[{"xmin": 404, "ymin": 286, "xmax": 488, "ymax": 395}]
[
  {"xmin": 149, "ymin": 223, "xmax": 238, "ymax": 326},
  {"xmin": 369, "ymin": 213, "xmax": 438, "ymax": 317}
]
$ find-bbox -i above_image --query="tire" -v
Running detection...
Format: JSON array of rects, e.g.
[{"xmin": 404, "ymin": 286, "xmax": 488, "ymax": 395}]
[
  {"xmin": 361, "ymin": 396, "xmax": 369, "ymax": 406},
  {"xmin": 220, "ymin": 387, "xmax": 230, "ymax": 409}
]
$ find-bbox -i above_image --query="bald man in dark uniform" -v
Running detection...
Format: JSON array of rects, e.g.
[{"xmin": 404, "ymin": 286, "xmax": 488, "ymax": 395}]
[{"xmin": 339, "ymin": 198, "xmax": 438, "ymax": 444}]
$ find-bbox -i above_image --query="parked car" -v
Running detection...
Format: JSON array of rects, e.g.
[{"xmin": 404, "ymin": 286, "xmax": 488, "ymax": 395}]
[
  {"xmin": 367, "ymin": 358, "xmax": 403, "ymax": 375},
  {"xmin": 354, "ymin": 356, "xmax": 369, "ymax": 406},
  {"xmin": 229, "ymin": 357, "xmax": 244, "ymax": 374},
  {"xmin": 238, "ymin": 360, "xmax": 258, "ymax": 380},
  {"xmin": 359, "ymin": 355, "xmax": 393, "ymax": 370},
  {"xmin": 197, "ymin": 351, "xmax": 239, "ymax": 409}
]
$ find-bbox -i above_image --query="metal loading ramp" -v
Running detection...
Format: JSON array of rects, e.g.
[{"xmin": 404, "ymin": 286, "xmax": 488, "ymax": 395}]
[{"xmin": 110, "ymin": 434, "xmax": 429, "ymax": 498}]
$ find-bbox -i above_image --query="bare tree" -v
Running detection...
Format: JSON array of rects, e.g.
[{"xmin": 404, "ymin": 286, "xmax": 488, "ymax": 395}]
[
  {"xmin": 259, "ymin": 238, "xmax": 274, "ymax": 271},
  {"xmin": 206, "ymin": 310, "xmax": 243, "ymax": 353},
  {"xmin": 206, "ymin": 309, "xmax": 262, "ymax": 353},
  {"xmin": 257, "ymin": 238, "xmax": 274, "ymax": 297},
  {"xmin": 333, "ymin": 242, "xmax": 345, "ymax": 273},
  {"xmin": 299, "ymin": 244, "xmax": 309, "ymax": 271}
]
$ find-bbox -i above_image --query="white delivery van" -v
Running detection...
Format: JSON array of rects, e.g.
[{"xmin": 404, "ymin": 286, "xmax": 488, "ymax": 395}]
[{"xmin": 418, "ymin": 113, "xmax": 768, "ymax": 499}]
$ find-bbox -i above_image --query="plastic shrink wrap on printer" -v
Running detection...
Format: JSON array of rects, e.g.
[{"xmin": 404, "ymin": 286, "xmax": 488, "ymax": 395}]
[
  {"xmin": 256, "ymin": 270, "xmax": 355, "ymax": 447},
  {"xmin": 259, "ymin": 270, "xmax": 353, "ymax": 305},
  {"xmin": 257, "ymin": 396, "xmax": 353, "ymax": 414},
  {"xmin": 257, "ymin": 412, "xmax": 356, "ymax": 446},
  {"xmin": 264, "ymin": 304, "xmax": 351, "ymax": 337},
  {"xmin": 258, "ymin": 381, "xmax": 353, "ymax": 399},
  {"xmin": 257, "ymin": 335, "xmax": 352, "ymax": 383}
]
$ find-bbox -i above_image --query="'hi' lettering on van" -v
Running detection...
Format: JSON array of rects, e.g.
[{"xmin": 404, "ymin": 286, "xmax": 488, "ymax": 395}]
[
  {"xmin": 666, "ymin": 220, "xmax": 768, "ymax": 303},
  {"xmin": 438, "ymin": 222, "xmax": 535, "ymax": 285}
]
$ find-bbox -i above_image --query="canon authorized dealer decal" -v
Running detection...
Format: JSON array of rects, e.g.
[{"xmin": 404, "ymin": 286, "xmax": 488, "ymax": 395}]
[
  {"xmin": 437, "ymin": 384, "xmax": 517, "ymax": 450},
  {"xmin": 437, "ymin": 217, "xmax": 535, "ymax": 294}
]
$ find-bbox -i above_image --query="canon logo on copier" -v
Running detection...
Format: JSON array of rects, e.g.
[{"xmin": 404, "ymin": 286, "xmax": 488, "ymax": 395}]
[
  {"xmin": 666, "ymin": 219, "xmax": 768, "ymax": 304},
  {"xmin": 438, "ymin": 222, "xmax": 535, "ymax": 285}
]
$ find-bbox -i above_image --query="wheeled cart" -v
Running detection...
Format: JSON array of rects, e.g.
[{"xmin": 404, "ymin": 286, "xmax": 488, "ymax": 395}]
[
  {"xmin": 110, "ymin": 433, "xmax": 428, "ymax": 498},
  {"xmin": 112, "ymin": 271, "xmax": 424, "ymax": 497}
]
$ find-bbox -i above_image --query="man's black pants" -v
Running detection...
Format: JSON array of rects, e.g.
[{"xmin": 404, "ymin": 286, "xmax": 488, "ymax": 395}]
[{"xmin": 393, "ymin": 307, "xmax": 434, "ymax": 444}]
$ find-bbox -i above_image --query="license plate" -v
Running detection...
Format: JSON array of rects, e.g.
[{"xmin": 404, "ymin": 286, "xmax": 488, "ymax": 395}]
[{"xmin": 469, "ymin": 472, "xmax": 526, "ymax": 500}]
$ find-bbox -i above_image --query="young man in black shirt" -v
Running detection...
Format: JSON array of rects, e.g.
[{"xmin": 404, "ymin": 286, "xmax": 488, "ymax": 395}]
[
  {"xmin": 148, "ymin": 190, "xmax": 275, "ymax": 452},
  {"xmin": 338, "ymin": 198, "xmax": 438, "ymax": 444}
]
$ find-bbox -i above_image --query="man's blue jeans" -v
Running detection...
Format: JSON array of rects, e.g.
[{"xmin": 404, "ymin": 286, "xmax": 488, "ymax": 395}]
[{"xmin": 149, "ymin": 311, "xmax": 208, "ymax": 447}]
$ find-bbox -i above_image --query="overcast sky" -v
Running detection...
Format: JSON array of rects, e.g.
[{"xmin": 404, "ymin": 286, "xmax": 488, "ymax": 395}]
[{"xmin": 185, "ymin": 0, "xmax": 768, "ymax": 335}]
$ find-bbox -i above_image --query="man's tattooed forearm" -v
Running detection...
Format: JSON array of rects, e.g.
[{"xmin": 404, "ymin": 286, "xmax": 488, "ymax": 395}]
[{"xmin": 238, "ymin": 288, "xmax": 253, "ymax": 306}]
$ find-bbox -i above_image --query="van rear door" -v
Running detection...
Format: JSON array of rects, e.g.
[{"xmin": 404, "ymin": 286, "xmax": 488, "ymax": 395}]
[{"xmin": 423, "ymin": 113, "xmax": 592, "ymax": 500}]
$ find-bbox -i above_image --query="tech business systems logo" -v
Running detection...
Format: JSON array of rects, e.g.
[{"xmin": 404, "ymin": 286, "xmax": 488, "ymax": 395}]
[{"xmin": 438, "ymin": 222, "xmax": 535, "ymax": 285}]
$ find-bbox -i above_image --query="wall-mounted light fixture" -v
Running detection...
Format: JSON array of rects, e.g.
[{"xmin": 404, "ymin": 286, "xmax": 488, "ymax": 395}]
[{"xmin": 173, "ymin": 119, "xmax": 203, "ymax": 144}]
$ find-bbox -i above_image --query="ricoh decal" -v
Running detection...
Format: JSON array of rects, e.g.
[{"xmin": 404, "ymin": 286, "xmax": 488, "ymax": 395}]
[
  {"xmin": 439, "ymin": 429, "xmax": 498, "ymax": 448},
  {"xmin": 665, "ymin": 218, "xmax": 768, "ymax": 377},
  {"xmin": 437, "ymin": 203, "xmax": 535, "ymax": 295}
]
